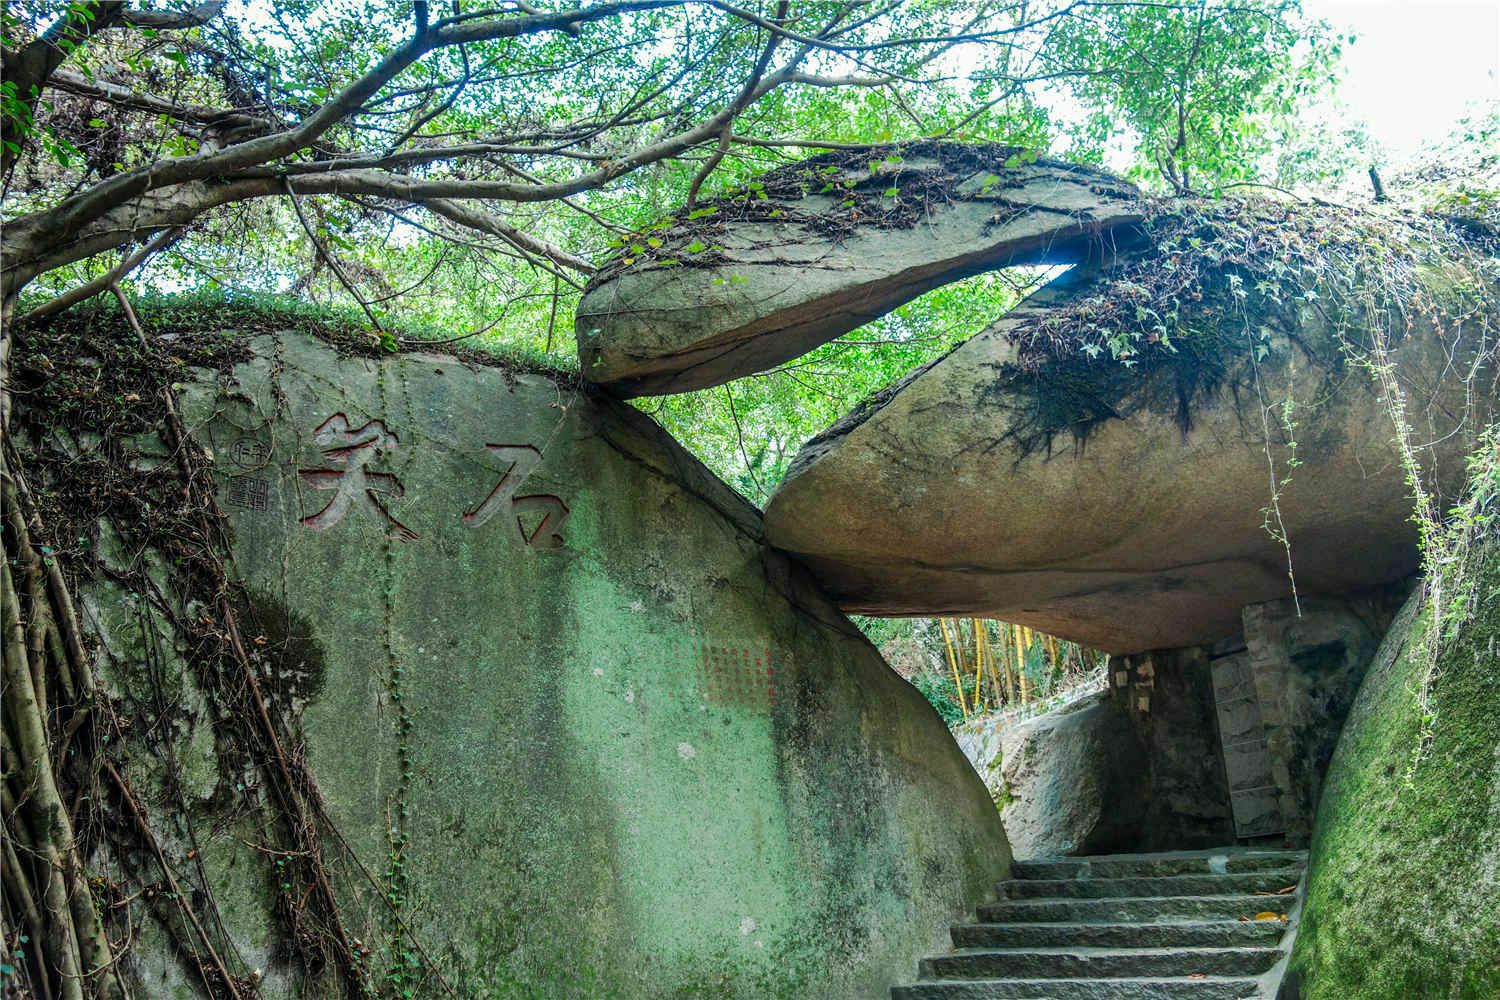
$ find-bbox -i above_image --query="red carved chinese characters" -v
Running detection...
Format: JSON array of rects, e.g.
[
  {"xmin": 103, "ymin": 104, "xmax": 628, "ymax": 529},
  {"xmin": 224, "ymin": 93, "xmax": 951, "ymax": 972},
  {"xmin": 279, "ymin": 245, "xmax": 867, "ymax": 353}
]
[
  {"xmin": 293, "ymin": 417, "xmax": 569, "ymax": 548},
  {"xmin": 298, "ymin": 414, "xmax": 419, "ymax": 542},
  {"xmin": 462, "ymin": 444, "xmax": 570, "ymax": 549}
]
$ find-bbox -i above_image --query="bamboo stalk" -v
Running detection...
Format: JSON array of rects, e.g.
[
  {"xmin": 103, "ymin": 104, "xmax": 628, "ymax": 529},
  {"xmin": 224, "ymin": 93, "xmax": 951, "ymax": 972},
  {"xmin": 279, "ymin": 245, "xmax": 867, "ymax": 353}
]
[
  {"xmin": 939, "ymin": 618, "xmax": 969, "ymax": 719},
  {"xmin": 1000, "ymin": 623, "xmax": 1017, "ymax": 704},
  {"xmin": 983, "ymin": 624, "xmax": 1003, "ymax": 712},
  {"xmin": 969, "ymin": 618, "xmax": 984, "ymax": 709},
  {"xmin": 1018, "ymin": 626, "xmax": 1032, "ymax": 703}
]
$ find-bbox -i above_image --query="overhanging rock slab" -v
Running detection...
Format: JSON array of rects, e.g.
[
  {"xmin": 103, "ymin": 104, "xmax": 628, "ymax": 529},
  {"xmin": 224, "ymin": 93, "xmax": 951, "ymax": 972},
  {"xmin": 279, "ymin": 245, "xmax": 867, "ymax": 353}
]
[
  {"xmin": 761, "ymin": 210, "xmax": 1495, "ymax": 653},
  {"xmin": 577, "ymin": 143, "xmax": 1142, "ymax": 395}
]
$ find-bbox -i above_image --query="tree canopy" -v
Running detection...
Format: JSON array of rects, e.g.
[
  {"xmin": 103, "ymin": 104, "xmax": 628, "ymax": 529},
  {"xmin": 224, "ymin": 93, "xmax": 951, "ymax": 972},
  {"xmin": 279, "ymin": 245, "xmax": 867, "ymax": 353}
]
[{"xmin": 2, "ymin": 0, "xmax": 1378, "ymax": 499}]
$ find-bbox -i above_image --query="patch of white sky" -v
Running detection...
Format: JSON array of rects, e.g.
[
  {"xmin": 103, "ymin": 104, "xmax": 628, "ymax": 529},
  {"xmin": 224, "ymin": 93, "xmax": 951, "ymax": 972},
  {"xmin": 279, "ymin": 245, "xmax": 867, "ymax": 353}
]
[
  {"xmin": 967, "ymin": 0, "xmax": 1499, "ymax": 178},
  {"xmin": 1302, "ymin": 0, "xmax": 1497, "ymax": 163}
]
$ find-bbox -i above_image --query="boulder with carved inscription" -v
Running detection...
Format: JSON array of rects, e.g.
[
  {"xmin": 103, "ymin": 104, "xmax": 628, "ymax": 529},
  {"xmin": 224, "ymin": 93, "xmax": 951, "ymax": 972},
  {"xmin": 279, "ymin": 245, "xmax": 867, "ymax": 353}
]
[{"xmin": 15, "ymin": 307, "xmax": 1007, "ymax": 1000}]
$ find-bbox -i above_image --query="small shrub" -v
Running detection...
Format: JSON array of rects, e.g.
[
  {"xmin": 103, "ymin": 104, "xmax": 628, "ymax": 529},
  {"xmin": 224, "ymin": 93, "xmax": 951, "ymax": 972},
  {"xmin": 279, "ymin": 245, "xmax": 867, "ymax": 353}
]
[{"xmin": 909, "ymin": 672, "xmax": 965, "ymax": 726}]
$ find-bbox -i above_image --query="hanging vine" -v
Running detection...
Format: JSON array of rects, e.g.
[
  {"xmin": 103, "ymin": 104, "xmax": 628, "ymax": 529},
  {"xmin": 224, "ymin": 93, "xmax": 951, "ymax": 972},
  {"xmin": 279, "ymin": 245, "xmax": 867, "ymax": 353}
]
[{"xmin": 0, "ymin": 299, "xmax": 482, "ymax": 999}]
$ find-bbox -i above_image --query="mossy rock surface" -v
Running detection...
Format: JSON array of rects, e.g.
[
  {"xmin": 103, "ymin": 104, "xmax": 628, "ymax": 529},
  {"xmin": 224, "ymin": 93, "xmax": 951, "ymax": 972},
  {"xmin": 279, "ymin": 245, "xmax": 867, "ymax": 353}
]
[
  {"xmin": 1290, "ymin": 536, "xmax": 1500, "ymax": 1000},
  {"xmin": 10, "ymin": 301, "xmax": 1009, "ymax": 999}
]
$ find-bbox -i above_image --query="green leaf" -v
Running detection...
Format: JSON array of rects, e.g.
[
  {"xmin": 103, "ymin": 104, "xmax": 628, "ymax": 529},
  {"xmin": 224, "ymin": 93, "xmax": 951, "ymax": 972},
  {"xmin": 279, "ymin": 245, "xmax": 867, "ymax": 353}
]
[{"xmin": 684, "ymin": 241, "xmax": 706, "ymax": 253}]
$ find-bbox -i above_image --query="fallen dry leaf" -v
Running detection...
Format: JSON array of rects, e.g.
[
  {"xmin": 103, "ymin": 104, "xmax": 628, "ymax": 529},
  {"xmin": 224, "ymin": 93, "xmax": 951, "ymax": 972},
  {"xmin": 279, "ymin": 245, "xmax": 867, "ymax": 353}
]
[{"xmin": 1253, "ymin": 911, "xmax": 1286, "ymax": 921}]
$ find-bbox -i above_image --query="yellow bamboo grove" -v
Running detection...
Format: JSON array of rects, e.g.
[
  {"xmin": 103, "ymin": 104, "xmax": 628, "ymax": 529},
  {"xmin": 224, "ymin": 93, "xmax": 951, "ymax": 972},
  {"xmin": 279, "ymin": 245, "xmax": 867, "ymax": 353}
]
[{"xmin": 936, "ymin": 619, "xmax": 1092, "ymax": 722}]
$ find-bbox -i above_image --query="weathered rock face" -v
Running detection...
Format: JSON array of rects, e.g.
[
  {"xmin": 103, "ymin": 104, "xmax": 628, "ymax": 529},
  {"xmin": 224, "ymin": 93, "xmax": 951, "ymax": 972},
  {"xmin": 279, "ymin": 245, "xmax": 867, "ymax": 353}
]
[
  {"xmin": 576, "ymin": 143, "xmax": 1141, "ymax": 395},
  {"xmin": 990, "ymin": 692, "xmax": 1149, "ymax": 859},
  {"xmin": 761, "ymin": 223, "xmax": 1493, "ymax": 653},
  {"xmin": 63, "ymin": 321, "xmax": 1008, "ymax": 999},
  {"xmin": 576, "ymin": 144, "xmax": 1493, "ymax": 653},
  {"xmin": 1288, "ymin": 536, "xmax": 1500, "ymax": 999}
]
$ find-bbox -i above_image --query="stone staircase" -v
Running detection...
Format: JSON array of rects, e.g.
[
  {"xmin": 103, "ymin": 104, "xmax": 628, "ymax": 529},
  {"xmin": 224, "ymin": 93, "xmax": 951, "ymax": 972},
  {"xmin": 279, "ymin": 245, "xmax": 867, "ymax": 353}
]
[{"xmin": 893, "ymin": 848, "xmax": 1306, "ymax": 999}]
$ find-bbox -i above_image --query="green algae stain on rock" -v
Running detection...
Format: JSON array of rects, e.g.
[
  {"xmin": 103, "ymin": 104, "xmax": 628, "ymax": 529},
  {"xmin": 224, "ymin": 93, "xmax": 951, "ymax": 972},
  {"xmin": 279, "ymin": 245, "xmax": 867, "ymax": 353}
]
[
  {"xmin": 1290, "ymin": 539, "xmax": 1500, "ymax": 1000},
  {"xmin": 149, "ymin": 326, "xmax": 1008, "ymax": 998}
]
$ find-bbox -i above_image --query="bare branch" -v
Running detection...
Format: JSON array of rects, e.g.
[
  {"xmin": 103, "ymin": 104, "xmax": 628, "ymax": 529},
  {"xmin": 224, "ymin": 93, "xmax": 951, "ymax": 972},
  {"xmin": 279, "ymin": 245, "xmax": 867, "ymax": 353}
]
[
  {"xmin": 2, "ymin": 1, "xmax": 233, "ymax": 175},
  {"xmin": 282, "ymin": 181, "xmax": 386, "ymax": 331},
  {"xmin": 18, "ymin": 227, "xmax": 185, "ymax": 323},
  {"xmin": 47, "ymin": 66, "xmax": 268, "ymax": 130},
  {"xmin": 421, "ymin": 198, "xmax": 596, "ymax": 274},
  {"xmin": 21, "ymin": 0, "xmax": 686, "ymax": 245},
  {"xmin": 119, "ymin": 0, "xmax": 225, "ymax": 29}
]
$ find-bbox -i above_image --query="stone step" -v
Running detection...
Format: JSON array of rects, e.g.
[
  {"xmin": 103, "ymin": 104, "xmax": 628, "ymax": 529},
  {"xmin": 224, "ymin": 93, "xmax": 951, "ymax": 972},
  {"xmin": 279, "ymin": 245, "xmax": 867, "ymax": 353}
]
[
  {"xmin": 998, "ymin": 871, "xmax": 1302, "ymax": 899},
  {"xmin": 920, "ymin": 946, "xmax": 1280, "ymax": 980},
  {"xmin": 891, "ymin": 976, "xmax": 1267, "ymax": 999},
  {"xmin": 977, "ymin": 894, "xmax": 1294, "ymax": 924},
  {"xmin": 952, "ymin": 919, "xmax": 1286, "ymax": 950},
  {"xmin": 1011, "ymin": 850, "xmax": 1306, "ymax": 881}
]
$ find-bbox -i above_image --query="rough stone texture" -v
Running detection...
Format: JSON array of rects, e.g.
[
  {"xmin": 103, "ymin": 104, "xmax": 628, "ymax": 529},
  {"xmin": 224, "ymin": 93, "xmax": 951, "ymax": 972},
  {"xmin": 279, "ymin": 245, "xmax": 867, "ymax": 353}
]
[
  {"xmin": 952, "ymin": 712, "xmax": 1006, "ymax": 792},
  {"xmin": 989, "ymin": 692, "xmax": 1149, "ymax": 859},
  {"xmin": 1238, "ymin": 585, "xmax": 1408, "ymax": 842},
  {"xmin": 1287, "ymin": 537, "xmax": 1500, "ymax": 999},
  {"xmin": 1107, "ymin": 647, "xmax": 1237, "ymax": 849},
  {"xmin": 1207, "ymin": 645, "xmax": 1284, "ymax": 839},
  {"xmin": 762, "ymin": 257, "xmax": 1490, "ymax": 654},
  {"xmin": 576, "ymin": 147, "xmax": 1141, "ymax": 395},
  {"xmin": 83, "ymin": 327, "xmax": 1010, "ymax": 998},
  {"xmin": 896, "ymin": 848, "xmax": 1306, "ymax": 1000}
]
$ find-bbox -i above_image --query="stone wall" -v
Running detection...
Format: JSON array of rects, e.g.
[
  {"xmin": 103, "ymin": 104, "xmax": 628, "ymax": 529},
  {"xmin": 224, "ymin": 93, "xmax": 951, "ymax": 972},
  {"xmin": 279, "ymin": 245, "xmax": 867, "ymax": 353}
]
[
  {"xmin": 1096, "ymin": 586, "xmax": 1411, "ymax": 853},
  {"xmin": 1108, "ymin": 646, "xmax": 1238, "ymax": 849},
  {"xmin": 75, "ymin": 324, "xmax": 1010, "ymax": 999},
  {"xmin": 1240, "ymin": 587, "xmax": 1409, "ymax": 842}
]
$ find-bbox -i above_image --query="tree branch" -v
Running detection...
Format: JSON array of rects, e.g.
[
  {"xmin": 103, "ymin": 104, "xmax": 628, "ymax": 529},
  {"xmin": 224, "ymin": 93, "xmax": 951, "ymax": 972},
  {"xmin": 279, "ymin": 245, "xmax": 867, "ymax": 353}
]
[
  {"xmin": 18, "ymin": 226, "xmax": 186, "ymax": 324},
  {"xmin": 420, "ymin": 198, "xmax": 597, "ymax": 274},
  {"xmin": 282, "ymin": 181, "xmax": 385, "ymax": 331},
  {"xmin": 119, "ymin": 0, "xmax": 224, "ymax": 29},
  {"xmin": 20, "ymin": 0, "xmax": 686, "ymax": 246},
  {"xmin": 46, "ymin": 66, "xmax": 268, "ymax": 131}
]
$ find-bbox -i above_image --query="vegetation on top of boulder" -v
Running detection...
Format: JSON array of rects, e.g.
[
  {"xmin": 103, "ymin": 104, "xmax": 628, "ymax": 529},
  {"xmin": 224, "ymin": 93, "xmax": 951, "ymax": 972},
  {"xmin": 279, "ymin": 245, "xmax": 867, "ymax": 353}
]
[
  {"xmin": 588, "ymin": 141, "xmax": 1125, "ymax": 281},
  {"xmin": 15, "ymin": 289, "xmax": 581, "ymax": 378},
  {"xmin": 993, "ymin": 196, "xmax": 1500, "ymax": 457}
]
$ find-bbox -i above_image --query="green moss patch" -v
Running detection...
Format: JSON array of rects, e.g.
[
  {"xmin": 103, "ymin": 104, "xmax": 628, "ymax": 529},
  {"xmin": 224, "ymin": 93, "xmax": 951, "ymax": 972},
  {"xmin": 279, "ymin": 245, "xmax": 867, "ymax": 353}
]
[
  {"xmin": 1290, "ymin": 536, "xmax": 1500, "ymax": 1000},
  {"xmin": 590, "ymin": 141, "xmax": 1128, "ymax": 281}
]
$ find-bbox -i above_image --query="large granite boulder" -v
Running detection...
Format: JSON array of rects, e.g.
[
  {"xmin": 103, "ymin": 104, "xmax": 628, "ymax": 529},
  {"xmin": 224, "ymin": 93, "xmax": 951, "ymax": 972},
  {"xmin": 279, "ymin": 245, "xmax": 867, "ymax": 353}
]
[
  {"xmin": 576, "ymin": 142, "xmax": 1141, "ymax": 395},
  {"xmin": 956, "ymin": 692, "xmax": 1150, "ymax": 859},
  {"xmin": 997, "ymin": 692, "xmax": 1150, "ymax": 858},
  {"xmin": 761, "ymin": 203, "xmax": 1495, "ymax": 652},
  {"xmin": 16, "ymin": 308, "xmax": 1008, "ymax": 1000},
  {"xmin": 1288, "ymin": 529, "xmax": 1500, "ymax": 999}
]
